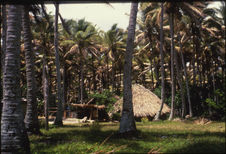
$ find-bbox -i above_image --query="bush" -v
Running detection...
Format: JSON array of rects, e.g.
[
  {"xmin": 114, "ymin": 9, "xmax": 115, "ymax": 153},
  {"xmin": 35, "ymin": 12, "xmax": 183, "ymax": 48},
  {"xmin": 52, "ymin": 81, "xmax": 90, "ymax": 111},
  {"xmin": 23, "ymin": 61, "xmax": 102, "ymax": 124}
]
[
  {"xmin": 37, "ymin": 99, "xmax": 44, "ymax": 116},
  {"xmin": 89, "ymin": 90, "xmax": 117, "ymax": 113},
  {"xmin": 141, "ymin": 117, "xmax": 149, "ymax": 123},
  {"xmin": 112, "ymin": 113, "xmax": 121, "ymax": 121},
  {"xmin": 204, "ymin": 87, "xmax": 226, "ymax": 120}
]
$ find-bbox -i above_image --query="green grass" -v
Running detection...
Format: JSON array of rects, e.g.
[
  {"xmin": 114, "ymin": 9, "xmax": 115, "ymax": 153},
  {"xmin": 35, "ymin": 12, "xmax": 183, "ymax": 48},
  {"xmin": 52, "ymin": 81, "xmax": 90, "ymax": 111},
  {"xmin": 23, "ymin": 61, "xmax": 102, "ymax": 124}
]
[{"xmin": 30, "ymin": 121, "xmax": 225, "ymax": 153}]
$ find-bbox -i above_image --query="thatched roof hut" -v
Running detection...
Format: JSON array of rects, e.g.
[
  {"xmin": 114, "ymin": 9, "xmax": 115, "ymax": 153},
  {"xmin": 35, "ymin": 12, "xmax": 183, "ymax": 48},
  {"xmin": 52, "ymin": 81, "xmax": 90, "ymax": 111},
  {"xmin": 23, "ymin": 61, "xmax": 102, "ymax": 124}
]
[{"xmin": 110, "ymin": 84, "xmax": 170, "ymax": 117}]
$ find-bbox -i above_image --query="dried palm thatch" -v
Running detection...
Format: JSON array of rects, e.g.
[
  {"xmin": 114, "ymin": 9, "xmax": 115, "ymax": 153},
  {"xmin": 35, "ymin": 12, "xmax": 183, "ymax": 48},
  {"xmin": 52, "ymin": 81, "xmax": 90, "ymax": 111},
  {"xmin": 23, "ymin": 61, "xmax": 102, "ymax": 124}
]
[{"xmin": 110, "ymin": 84, "xmax": 170, "ymax": 117}]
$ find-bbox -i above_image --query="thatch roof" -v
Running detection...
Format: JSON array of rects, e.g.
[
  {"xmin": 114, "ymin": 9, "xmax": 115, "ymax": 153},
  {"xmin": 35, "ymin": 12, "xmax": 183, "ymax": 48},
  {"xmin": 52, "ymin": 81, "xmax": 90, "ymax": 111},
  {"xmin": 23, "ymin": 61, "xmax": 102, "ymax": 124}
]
[{"xmin": 110, "ymin": 84, "xmax": 170, "ymax": 117}]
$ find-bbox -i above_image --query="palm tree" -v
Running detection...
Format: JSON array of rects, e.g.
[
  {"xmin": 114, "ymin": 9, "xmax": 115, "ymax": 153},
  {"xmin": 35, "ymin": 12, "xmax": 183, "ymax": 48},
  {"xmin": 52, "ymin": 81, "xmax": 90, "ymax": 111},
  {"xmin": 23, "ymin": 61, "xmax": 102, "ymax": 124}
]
[
  {"xmin": 102, "ymin": 24, "xmax": 124, "ymax": 93},
  {"xmin": 43, "ymin": 49, "xmax": 49, "ymax": 130},
  {"xmin": 168, "ymin": 9, "xmax": 175, "ymax": 121},
  {"xmin": 53, "ymin": 3, "xmax": 63, "ymax": 126},
  {"xmin": 1, "ymin": 5, "xmax": 30, "ymax": 153},
  {"xmin": 22, "ymin": 5, "xmax": 40, "ymax": 134},
  {"xmin": 1, "ymin": 4, "xmax": 7, "ymax": 98},
  {"xmin": 178, "ymin": 32, "xmax": 192, "ymax": 118},
  {"xmin": 62, "ymin": 18, "xmax": 98, "ymax": 104},
  {"xmin": 119, "ymin": 2, "xmax": 138, "ymax": 134},
  {"xmin": 154, "ymin": 3, "xmax": 165, "ymax": 120}
]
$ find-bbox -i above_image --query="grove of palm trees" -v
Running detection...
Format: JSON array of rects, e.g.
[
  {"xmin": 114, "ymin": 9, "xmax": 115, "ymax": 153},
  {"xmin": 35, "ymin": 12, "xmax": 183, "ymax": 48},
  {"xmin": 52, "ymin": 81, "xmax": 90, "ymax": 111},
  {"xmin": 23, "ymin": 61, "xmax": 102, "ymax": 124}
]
[{"xmin": 0, "ymin": 1, "xmax": 225, "ymax": 153}]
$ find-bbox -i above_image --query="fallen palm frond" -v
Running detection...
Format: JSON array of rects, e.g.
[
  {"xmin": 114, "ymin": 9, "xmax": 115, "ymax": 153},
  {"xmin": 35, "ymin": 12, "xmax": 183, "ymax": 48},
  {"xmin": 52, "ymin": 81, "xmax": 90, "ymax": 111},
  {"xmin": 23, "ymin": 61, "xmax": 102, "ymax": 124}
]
[
  {"xmin": 147, "ymin": 147, "xmax": 162, "ymax": 154},
  {"xmin": 91, "ymin": 132, "xmax": 127, "ymax": 154}
]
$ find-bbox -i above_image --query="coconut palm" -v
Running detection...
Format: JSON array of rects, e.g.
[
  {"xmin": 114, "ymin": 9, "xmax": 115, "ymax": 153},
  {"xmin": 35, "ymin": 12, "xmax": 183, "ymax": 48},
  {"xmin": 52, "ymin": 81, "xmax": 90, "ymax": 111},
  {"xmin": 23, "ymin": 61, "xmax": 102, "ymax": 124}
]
[
  {"xmin": 119, "ymin": 2, "xmax": 138, "ymax": 134},
  {"xmin": 1, "ymin": 5, "xmax": 30, "ymax": 153},
  {"xmin": 62, "ymin": 18, "xmax": 98, "ymax": 104},
  {"xmin": 168, "ymin": 9, "xmax": 176, "ymax": 121},
  {"xmin": 102, "ymin": 24, "xmax": 125, "ymax": 93},
  {"xmin": 22, "ymin": 5, "xmax": 40, "ymax": 134},
  {"xmin": 53, "ymin": 3, "xmax": 63, "ymax": 126},
  {"xmin": 154, "ymin": 3, "xmax": 165, "ymax": 120}
]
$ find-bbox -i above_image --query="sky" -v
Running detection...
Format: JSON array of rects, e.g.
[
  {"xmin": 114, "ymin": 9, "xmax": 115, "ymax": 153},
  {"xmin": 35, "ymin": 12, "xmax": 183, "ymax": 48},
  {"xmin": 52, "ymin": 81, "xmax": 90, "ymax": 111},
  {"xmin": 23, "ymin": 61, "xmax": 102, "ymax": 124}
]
[
  {"xmin": 46, "ymin": 2, "xmax": 223, "ymax": 32},
  {"xmin": 46, "ymin": 3, "xmax": 131, "ymax": 32}
]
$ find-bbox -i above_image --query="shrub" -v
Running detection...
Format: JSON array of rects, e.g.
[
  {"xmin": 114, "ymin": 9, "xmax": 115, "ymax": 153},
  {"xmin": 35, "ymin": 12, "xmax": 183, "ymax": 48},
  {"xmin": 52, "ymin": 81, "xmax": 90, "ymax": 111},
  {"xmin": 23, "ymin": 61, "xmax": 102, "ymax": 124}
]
[
  {"xmin": 89, "ymin": 90, "xmax": 117, "ymax": 113},
  {"xmin": 112, "ymin": 112, "xmax": 121, "ymax": 121},
  {"xmin": 141, "ymin": 117, "xmax": 149, "ymax": 123}
]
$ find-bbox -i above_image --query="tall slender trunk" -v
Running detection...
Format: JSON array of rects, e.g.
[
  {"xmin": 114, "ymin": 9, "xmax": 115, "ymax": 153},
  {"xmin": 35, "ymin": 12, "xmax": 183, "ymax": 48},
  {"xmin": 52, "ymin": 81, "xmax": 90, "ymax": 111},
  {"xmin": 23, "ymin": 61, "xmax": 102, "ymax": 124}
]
[
  {"xmin": 168, "ymin": 12, "xmax": 175, "ymax": 121},
  {"xmin": 64, "ymin": 64, "xmax": 68, "ymax": 108},
  {"xmin": 119, "ymin": 2, "xmax": 138, "ymax": 134},
  {"xmin": 179, "ymin": 33, "xmax": 193, "ymax": 117},
  {"xmin": 79, "ymin": 48, "xmax": 85, "ymax": 104},
  {"xmin": 43, "ymin": 49, "xmax": 49, "ymax": 130},
  {"xmin": 150, "ymin": 58, "xmax": 154, "ymax": 89},
  {"xmin": 92, "ymin": 54, "xmax": 97, "ymax": 92},
  {"xmin": 22, "ymin": 5, "xmax": 40, "ymax": 134},
  {"xmin": 154, "ymin": 3, "xmax": 165, "ymax": 120},
  {"xmin": 192, "ymin": 32, "xmax": 197, "ymax": 86},
  {"xmin": 1, "ymin": 4, "xmax": 6, "ymax": 93},
  {"xmin": 212, "ymin": 60, "xmax": 216, "ymax": 102},
  {"xmin": 0, "ymin": 5, "xmax": 2, "ymax": 150},
  {"xmin": 174, "ymin": 39, "xmax": 186, "ymax": 118},
  {"xmin": 112, "ymin": 50, "xmax": 116, "ymax": 92},
  {"xmin": 153, "ymin": 57, "xmax": 160, "ymax": 87},
  {"xmin": 62, "ymin": 61, "xmax": 65, "ymax": 112},
  {"xmin": 53, "ymin": 3, "xmax": 63, "ymax": 126},
  {"xmin": 1, "ymin": 5, "xmax": 30, "ymax": 153},
  {"xmin": 80, "ymin": 61, "xmax": 84, "ymax": 104},
  {"xmin": 106, "ymin": 54, "xmax": 109, "ymax": 89}
]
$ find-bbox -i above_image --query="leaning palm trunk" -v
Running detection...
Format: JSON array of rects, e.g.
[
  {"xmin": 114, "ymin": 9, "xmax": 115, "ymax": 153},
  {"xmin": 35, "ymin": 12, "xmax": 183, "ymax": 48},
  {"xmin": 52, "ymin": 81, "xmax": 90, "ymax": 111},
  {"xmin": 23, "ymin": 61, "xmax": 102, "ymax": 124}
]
[
  {"xmin": 168, "ymin": 12, "xmax": 175, "ymax": 121},
  {"xmin": 1, "ymin": 5, "xmax": 30, "ymax": 153},
  {"xmin": 119, "ymin": 2, "xmax": 138, "ymax": 134},
  {"xmin": 53, "ymin": 3, "xmax": 63, "ymax": 126},
  {"xmin": 178, "ymin": 33, "xmax": 193, "ymax": 117},
  {"xmin": 154, "ymin": 3, "xmax": 165, "ymax": 120},
  {"xmin": 22, "ymin": 5, "xmax": 40, "ymax": 134}
]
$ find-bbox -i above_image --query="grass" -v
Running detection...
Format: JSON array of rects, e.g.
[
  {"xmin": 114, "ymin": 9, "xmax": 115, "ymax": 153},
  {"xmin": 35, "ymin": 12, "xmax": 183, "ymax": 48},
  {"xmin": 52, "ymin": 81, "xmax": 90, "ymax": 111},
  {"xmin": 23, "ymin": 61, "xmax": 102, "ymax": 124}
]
[{"xmin": 30, "ymin": 120, "xmax": 225, "ymax": 153}]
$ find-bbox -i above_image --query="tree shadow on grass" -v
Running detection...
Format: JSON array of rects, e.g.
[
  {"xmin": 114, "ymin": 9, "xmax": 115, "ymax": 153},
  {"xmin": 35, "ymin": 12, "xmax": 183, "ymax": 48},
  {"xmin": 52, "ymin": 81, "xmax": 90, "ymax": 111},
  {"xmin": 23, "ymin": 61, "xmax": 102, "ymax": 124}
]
[
  {"xmin": 30, "ymin": 124, "xmax": 225, "ymax": 153},
  {"xmin": 167, "ymin": 141, "xmax": 225, "ymax": 153}
]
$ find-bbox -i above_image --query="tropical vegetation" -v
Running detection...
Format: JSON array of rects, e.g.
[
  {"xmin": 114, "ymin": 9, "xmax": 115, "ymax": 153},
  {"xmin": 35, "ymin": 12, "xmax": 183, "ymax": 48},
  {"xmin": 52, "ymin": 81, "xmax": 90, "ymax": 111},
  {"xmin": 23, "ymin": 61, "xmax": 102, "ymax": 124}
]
[{"xmin": 0, "ymin": 1, "xmax": 225, "ymax": 153}]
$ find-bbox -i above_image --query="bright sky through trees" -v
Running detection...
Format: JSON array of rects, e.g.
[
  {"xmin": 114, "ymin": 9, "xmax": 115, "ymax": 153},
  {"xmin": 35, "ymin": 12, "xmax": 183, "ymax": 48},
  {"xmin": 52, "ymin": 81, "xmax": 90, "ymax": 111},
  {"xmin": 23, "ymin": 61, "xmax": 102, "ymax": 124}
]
[
  {"xmin": 46, "ymin": 3, "xmax": 131, "ymax": 31},
  {"xmin": 46, "ymin": 2, "xmax": 222, "ymax": 32}
]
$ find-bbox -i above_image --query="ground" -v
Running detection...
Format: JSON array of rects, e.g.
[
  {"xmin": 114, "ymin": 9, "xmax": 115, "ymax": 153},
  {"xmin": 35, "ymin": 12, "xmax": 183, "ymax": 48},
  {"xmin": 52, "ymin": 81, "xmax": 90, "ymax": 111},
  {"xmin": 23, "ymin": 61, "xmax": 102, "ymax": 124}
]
[{"xmin": 30, "ymin": 120, "xmax": 225, "ymax": 153}]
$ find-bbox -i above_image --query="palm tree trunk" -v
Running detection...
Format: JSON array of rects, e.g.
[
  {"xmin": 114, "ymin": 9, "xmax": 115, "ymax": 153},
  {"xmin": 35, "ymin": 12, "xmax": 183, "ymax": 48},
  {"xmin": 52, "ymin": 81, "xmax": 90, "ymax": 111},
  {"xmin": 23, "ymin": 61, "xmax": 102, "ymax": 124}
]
[
  {"xmin": 153, "ymin": 58, "xmax": 160, "ymax": 87},
  {"xmin": 53, "ymin": 3, "xmax": 63, "ymax": 126},
  {"xmin": 80, "ymin": 62, "xmax": 84, "ymax": 104},
  {"xmin": 1, "ymin": 5, "xmax": 6, "ymax": 98},
  {"xmin": 1, "ymin": 5, "xmax": 30, "ymax": 153},
  {"xmin": 0, "ymin": 5, "xmax": 2, "ymax": 149},
  {"xmin": 62, "ymin": 61, "xmax": 66, "ymax": 112},
  {"xmin": 43, "ymin": 50, "xmax": 49, "ymax": 130},
  {"xmin": 174, "ymin": 43, "xmax": 186, "ymax": 118},
  {"xmin": 150, "ymin": 58, "xmax": 154, "ymax": 88},
  {"xmin": 106, "ymin": 53, "xmax": 109, "ymax": 89},
  {"xmin": 154, "ymin": 3, "xmax": 165, "ymax": 120},
  {"xmin": 92, "ymin": 54, "xmax": 97, "ymax": 92},
  {"xmin": 178, "ymin": 33, "xmax": 193, "ymax": 117},
  {"xmin": 22, "ymin": 5, "xmax": 40, "ymax": 135},
  {"xmin": 119, "ymin": 2, "xmax": 138, "ymax": 134},
  {"xmin": 168, "ymin": 12, "xmax": 175, "ymax": 121}
]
